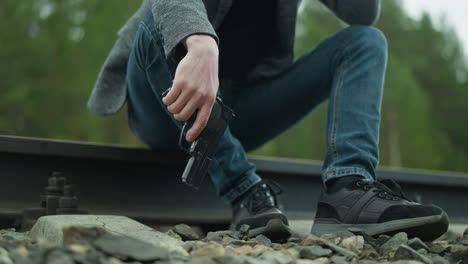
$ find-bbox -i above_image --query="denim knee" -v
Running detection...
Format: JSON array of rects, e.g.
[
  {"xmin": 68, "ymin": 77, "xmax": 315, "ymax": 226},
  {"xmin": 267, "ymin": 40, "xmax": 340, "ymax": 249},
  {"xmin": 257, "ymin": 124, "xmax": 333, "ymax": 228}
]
[{"xmin": 348, "ymin": 25, "xmax": 388, "ymax": 58}]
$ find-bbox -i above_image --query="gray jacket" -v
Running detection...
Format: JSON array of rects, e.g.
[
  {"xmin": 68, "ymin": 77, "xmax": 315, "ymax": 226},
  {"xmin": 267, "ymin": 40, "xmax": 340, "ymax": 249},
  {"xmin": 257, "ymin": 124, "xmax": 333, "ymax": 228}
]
[{"xmin": 88, "ymin": 0, "xmax": 381, "ymax": 116}]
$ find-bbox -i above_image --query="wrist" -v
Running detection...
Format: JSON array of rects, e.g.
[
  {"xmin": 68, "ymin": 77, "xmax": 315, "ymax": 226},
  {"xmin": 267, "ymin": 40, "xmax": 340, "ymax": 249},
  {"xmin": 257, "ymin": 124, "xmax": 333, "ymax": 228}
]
[{"xmin": 183, "ymin": 34, "xmax": 218, "ymax": 56}]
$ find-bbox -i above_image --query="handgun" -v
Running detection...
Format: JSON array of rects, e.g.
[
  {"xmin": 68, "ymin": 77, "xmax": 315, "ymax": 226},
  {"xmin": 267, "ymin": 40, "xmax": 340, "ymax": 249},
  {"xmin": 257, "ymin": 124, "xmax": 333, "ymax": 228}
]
[{"xmin": 162, "ymin": 88, "xmax": 235, "ymax": 189}]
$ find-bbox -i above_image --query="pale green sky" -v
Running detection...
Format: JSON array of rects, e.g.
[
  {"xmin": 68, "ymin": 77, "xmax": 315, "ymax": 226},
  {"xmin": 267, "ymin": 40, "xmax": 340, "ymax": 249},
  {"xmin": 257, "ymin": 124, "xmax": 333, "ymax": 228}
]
[{"xmin": 403, "ymin": 0, "xmax": 468, "ymax": 56}]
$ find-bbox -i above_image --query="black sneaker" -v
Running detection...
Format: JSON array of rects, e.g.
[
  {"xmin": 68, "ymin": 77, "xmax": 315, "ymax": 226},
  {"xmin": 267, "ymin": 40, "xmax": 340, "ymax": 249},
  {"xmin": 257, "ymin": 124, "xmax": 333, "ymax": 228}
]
[
  {"xmin": 311, "ymin": 179, "xmax": 449, "ymax": 241},
  {"xmin": 230, "ymin": 180, "xmax": 291, "ymax": 240}
]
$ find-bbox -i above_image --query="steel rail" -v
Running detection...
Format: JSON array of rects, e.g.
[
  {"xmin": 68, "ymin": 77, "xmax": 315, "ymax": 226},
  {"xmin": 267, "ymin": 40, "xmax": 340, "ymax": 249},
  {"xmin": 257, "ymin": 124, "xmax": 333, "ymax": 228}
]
[{"xmin": 0, "ymin": 135, "xmax": 467, "ymax": 227}]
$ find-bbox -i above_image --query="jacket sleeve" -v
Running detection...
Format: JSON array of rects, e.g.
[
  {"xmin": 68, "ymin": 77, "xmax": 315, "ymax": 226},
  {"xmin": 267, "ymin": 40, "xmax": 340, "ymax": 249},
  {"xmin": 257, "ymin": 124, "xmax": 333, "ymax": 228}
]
[
  {"xmin": 320, "ymin": 0, "xmax": 381, "ymax": 25},
  {"xmin": 151, "ymin": 0, "xmax": 218, "ymax": 57}
]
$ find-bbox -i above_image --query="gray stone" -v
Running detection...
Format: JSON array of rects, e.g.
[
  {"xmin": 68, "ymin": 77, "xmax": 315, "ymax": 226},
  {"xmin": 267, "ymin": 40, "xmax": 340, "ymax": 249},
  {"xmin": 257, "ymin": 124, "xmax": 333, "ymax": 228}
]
[
  {"xmin": 296, "ymin": 258, "xmax": 330, "ymax": 264},
  {"xmin": 380, "ymin": 232, "xmax": 408, "ymax": 256},
  {"xmin": 69, "ymin": 253, "xmax": 88, "ymax": 264},
  {"xmin": 0, "ymin": 248, "xmax": 13, "ymax": 264},
  {"xmin": 62, "ymin": 226, "xmax": 108, "ymax": 245},
  {"xmin": 428, "ymin": 241, "xmax": 449, "ymax": 254},
  {"xmin": 191, "ymin": 257, "xmax": 217, "ymax": 264},
  {"xmin": 260, "ymin": 251, "xmax": 293, "ymax": 264},
  {"xmin": 271, "ymin": 243, "xmax": 284, "ymax": 251},
  {"xmin": 239, "ymin": 255, "xmax": 271, "ymax": 264},
  {"xmin": 93, "ymin": 234, "xmax": 168, "ymax": 262},
  {"xmin": 288, "ymin": 237, "xmax": 301, "ymax": 243},
  {"xmin": 10, "ymin": 245, "xmax": 30, "ymax": 259},
  {"xmin": 320, "ymin": 234, "xmax": 342, "ymax": 245},
  {"xmin": 340, "ymin": 236, "xmax": 364, "ymax": 253},
  {"xmin": 44, "ymin": 249, "xmax": 74, "ymax": 264},
  {"xmin": 417, "ymin": 248, "xmax": 428, "ymax": 255},
  {"xmin": 330, "ymin": 255, "xmax": 350, "ymax": 264},
  {"xmin": 428, "ymin": 254, "xmax": 450, "ymax": 264},
  {"xmin": 450, "ymin": 245, "xmax": 468, "ymax": 263},
  {"xmin": 169, "ymin": 251, "xmax": 190, "ymax": 262},
  {"xmin": 83, "ymin": 248, "xmax": 107, "ymax": 263},
  {"xmin": 282, "ymin": 242, "xmax": 297, "ymax": 249},
  {"xmin": 1, "ymin": 232, "xmax": 30, "ymax": 242},
  {"xmin": 361, "ymin": 244, "xmax": 380, "ymax": 259},
  {"xmin": 254, "ymin": 235, "xmax": 272, "ymax": 247},
  {"xmin": 331, "ymin": 231, "xmax": 355, "ymax": 239},
  {"xmin": 301, "ymin": 235, "xmax": 327, "ymax": 246},
  {"xmin": 190, "ymin": 242, "xmax": 225, "ymax": 258},
  {"xmin": 460, "ymin": 238, "xmax": 468, "ymax": 246},
  {"xmin": 253, "ymin": 248, "xmax": 264, "ymax": 257},
  {"xmin": 182, "ymin": 241, "xmax": 198, "ymax": 252},
  {"xmin": 376, "ymin": 235, "xmax": 391, "ymax": 247},
  {"xmin": 299, "ymin": 246, "xmax": 333, "ymax": 259},
  {"xmin": 165, "ymin": 229, "xmax": 182, "ymax": 240},
  {"xmin": 0, "ymin": 229, "xmax": 15, "ymax": 234},
  {"xmin": 464, "ymin": 227, "xmax": 468, "ymax": 236},
  {"xmin": 394, "ymin": 244, "xmax": 433, "ymax": 264},
  {"xmin": 229, "ymin": 245, "xmax": 253, "ymax": 255},
  {"xmin": 325, "ymin": 242, "xmax": 358, "ymax": 258},
  {"xmin": 29, "ymin": 215, "xmax": 186, "ymax": 254},
  {"xmin": 391, "ymin": 261, "xmax": 427, "ymax": 264},
  {"xmin": 214, "ymin": 255, "xmax": 244, "ymax": 264},
  {"xmin": 8, "ymin": 251, "xmax": 30, "ymax": 264},
  {"xmin": 358, "ymin": 260, "xmax": 379, "ymax": 264},
  {"xmin": 173, "ymin": 224, "xmax": 200, "ymax": 241},
  {"xmin": 280, "ymin": 248, "xmax": 300, "ymax": 261},
  {"xmin": 408, "ymin": 238, "xmax": 430, "ymax": 252},
  {"xmin": 239, "ymin": 225, "xmax": 250, "ymax": 237},
  {"xmin": 223, "ymin": 236, "xmax": 247, "ymax": 246},
  {"xmin": 206, "ymin": 230, "xmax": 238, "ymax": 242}
]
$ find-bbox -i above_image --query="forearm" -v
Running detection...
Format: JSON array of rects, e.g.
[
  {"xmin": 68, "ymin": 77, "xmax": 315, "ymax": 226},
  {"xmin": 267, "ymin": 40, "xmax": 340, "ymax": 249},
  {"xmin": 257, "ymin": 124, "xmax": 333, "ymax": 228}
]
[
  {"xmin": 320, "ymin": 0, "xmax": 381, "ymax": 25},
  {"xmin": 151, "ymin": 0, "xmax": 218, "ymax": 57}
]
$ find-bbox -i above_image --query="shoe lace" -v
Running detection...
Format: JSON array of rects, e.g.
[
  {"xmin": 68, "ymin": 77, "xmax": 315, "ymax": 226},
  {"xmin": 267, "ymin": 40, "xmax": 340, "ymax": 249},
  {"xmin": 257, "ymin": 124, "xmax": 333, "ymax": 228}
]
[
  {"xmin": 355, "ymin": 179, "xmax": 412, "ymax": 201},
  {"xmin": 246, "ymin": 180, "xmax": 283, "ymax": 214}
]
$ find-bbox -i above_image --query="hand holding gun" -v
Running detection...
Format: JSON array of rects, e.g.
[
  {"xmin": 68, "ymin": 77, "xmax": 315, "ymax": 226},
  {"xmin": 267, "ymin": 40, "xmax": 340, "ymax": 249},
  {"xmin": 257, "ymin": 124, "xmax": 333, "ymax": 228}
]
[{"xmin": 163, "ymin": 88, "xmax": 235, "ymax": 189}]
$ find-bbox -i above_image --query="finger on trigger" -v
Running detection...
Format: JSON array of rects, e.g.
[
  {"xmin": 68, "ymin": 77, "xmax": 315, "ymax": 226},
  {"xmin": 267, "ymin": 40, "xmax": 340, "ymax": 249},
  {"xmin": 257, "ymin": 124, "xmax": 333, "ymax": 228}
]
[
  {"xmin": 168, "ymin": 90, "xmax": 193, "ymax": 114},
  {"xmin": 163, "ymin": 85, "xmax": 181, "ymax": 105},
  {"xmin": 187, "ymin": 104, "xmax": 211, "ymax": 142},
  {"xmin": 175, "ymin": 95, "xmax": 202, "ymax": 121}
]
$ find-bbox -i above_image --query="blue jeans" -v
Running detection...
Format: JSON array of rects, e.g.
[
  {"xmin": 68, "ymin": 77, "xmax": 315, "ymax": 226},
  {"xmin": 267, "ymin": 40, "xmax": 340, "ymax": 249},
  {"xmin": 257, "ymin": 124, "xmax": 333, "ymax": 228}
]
[{"xmin": 126, "ymin": 14, "xmax": 388, "ymax": 205}]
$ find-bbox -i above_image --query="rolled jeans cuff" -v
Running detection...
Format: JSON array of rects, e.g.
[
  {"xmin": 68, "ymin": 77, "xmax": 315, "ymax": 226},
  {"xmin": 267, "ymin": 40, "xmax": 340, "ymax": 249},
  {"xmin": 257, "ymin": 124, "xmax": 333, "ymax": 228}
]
[
  {"xmin": 322, "ymin": 166, "xmax": 374, "ymax": 184},
  {"xmin": 221, "ymin": 172, "xmax": 262, "ymax": 205}
]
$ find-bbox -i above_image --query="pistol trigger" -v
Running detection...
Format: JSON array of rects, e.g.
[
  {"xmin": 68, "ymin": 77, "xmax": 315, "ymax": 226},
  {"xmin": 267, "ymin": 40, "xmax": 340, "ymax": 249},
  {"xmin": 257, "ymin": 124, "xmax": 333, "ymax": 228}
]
[
  {"xmin": 178, "ymin": 122, "xmax": 191, "ymax": 153},
  {"xmin": 162, "ymin": 86, "xmax": 172, "ymax": 97}
]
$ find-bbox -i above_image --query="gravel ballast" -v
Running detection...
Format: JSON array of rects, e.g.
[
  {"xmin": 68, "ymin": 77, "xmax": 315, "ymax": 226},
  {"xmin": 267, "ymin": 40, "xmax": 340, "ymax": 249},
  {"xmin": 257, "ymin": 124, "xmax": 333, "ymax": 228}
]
[{"xmin": 0, "ymin": 224, "xmax": 467, "ymax": 264}]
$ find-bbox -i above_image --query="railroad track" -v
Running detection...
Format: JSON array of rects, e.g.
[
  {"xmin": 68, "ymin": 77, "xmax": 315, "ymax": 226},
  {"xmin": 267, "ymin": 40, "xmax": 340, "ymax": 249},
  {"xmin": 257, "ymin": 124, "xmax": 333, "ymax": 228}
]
[{"xmin": 1, "ymin": 135, "xmax": 468, "ymax": 229}]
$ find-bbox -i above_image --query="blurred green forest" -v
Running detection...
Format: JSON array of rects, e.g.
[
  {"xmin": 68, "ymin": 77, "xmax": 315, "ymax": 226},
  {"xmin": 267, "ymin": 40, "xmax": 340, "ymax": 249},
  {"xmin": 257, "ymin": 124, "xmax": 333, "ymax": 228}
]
[{"xmin": 1, "ymin": 0, "xmax": 467, "ymax": 172}]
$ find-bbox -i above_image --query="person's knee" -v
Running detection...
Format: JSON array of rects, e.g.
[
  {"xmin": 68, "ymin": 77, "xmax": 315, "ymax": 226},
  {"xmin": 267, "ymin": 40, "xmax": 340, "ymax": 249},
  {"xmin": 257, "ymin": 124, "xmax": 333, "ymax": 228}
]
[
  {"xmin": 357, "ymin": 26, "xmax": 387, "ymax": 56},
  {"xmin": 344, "ymin": 25, "xmax": 388, "ymax": 59}
]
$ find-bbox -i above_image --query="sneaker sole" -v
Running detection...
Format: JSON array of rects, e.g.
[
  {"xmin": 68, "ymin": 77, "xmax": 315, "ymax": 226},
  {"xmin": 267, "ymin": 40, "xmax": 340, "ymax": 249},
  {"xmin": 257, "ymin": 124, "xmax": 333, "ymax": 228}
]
[
  {"xmin": 248, "ymin": 219, "xmax": 292, "ymax": 241},
  {"xmin": 311, "ymin": 212, "xmax": 449, "ymax": 241}
]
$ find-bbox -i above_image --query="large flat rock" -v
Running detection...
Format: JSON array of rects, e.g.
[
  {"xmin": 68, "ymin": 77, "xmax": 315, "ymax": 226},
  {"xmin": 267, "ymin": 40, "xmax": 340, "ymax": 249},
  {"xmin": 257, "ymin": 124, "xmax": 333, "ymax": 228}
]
[{"xmin": 29, "ymin": 215, "xmax": 186, "ymax": 254}]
